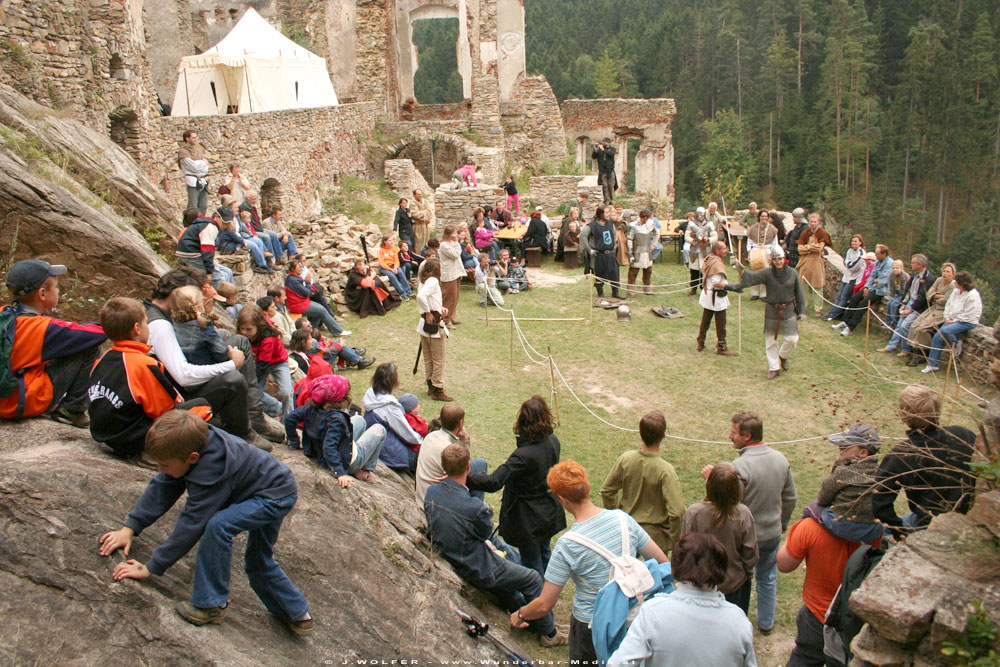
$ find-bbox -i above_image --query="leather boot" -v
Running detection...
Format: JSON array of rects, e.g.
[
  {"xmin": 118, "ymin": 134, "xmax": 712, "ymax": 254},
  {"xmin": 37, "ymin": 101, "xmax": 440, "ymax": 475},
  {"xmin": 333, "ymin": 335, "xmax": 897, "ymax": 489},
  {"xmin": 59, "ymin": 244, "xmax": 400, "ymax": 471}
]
[
  {"xmin": 696, "ymin": 338, "xmax": 705, "ymax": 352},
  {"xmin": 250, "ymin": 409, "xmax": 285, "ymax": 443},
  {"xmin": 688, "ymin": 286, "xmax": 697, "ymax": 295},
  {"xmin": 717, "ymin": 341, "xmax": 735, "ymax": 356},
  {"xmin": 430, "ymin": 386, "xmax": 454, "ymax": 402}
]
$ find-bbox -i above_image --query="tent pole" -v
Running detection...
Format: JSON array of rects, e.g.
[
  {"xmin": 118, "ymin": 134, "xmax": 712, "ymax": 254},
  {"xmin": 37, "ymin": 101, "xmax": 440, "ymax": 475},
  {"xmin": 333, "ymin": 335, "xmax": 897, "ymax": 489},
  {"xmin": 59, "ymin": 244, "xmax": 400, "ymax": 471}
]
[
  {"xmin": 183, "ymin": 69, "xmax": 191, "ymax": 115},
  {"xmin": 244, "ymin": 66, "xmax": 253, "ymax": 113}
]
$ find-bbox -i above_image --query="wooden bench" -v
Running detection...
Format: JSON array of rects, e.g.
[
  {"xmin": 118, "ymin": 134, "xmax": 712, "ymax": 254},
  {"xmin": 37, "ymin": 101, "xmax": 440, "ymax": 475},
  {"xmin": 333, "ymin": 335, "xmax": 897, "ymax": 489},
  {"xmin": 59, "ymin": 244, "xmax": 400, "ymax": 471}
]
[
  {"xmin": 525, "ymin": 247, "xmax": 542, "ymax": 268},
  {"xmin": 563, "ymin": 247, "xmax": 580, "ymax": 269}
]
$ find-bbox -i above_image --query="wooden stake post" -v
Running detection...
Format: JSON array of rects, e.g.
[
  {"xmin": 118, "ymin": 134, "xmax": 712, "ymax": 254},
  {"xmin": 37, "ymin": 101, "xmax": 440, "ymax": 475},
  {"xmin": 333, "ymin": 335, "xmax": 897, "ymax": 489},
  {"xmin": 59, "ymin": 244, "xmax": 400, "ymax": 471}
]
[
  {"xmin": 863, "ymin": 307, "xmax": 871, "ymax": 360},
  {"xmin": 548, "ymin": 346, "xmax": 561, "ymax": 426},
  {"xmin": 737, "ymin": 243, "xmax": 743, "ymax": 356},
  {"xmin": 509, "ymin": 315, "xmax": 514, "ymax": 367}
]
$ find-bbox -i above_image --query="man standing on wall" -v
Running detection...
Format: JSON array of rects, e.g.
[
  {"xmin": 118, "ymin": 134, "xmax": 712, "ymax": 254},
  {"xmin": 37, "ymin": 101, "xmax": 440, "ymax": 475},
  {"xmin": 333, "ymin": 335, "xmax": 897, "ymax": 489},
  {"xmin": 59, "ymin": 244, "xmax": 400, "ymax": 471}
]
[
  {"xmin": 178, "ymin": 130, "xmax": 210, "ymax": 215},
  {"xmin": 592, "ymin": 138, "xmax": 617, "ymax": 205}
]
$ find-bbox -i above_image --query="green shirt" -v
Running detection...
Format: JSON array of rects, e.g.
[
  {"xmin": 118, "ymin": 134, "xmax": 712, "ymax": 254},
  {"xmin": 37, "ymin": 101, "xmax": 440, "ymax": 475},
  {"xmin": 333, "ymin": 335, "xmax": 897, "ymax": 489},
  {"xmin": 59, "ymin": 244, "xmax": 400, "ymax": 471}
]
[{"xmin": 600, "ymin": 449, "xmax": 684, "ymax": 551}]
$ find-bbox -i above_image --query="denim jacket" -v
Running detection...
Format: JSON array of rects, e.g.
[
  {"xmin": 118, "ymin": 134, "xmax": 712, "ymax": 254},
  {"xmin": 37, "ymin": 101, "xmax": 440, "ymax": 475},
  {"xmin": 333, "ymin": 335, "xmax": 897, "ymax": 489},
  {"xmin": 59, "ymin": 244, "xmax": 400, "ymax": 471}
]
[
  {"xmin": 865, "ymin": 256, "xmax": 893, "ymax": 296},
  {"xmin": 424, "ymin": 478, "xmax": 499, "ymax": 586},
  {"xmin": 172, "ymin": 319, "xmax": 229, "ymax": 365}
]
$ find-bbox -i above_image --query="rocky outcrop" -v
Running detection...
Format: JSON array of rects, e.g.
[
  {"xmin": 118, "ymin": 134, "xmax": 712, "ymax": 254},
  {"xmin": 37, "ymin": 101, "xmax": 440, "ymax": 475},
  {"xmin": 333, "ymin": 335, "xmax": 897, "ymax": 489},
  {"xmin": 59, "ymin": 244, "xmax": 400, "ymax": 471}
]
[
  {"xmin": 849, "ymin": 491, "xmax": 1000, "ymax": 665},
  {"xmin": 0, "ymin": 419, "xmax": 521, "ymax": 665}
]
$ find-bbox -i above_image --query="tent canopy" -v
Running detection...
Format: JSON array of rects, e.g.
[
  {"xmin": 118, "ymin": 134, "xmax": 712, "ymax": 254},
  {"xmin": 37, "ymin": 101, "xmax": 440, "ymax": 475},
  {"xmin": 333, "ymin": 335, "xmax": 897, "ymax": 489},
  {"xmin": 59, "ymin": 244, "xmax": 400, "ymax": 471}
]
[{"xmin": 171, "ymin": 8, "xmax": 338, "ymax": 117}]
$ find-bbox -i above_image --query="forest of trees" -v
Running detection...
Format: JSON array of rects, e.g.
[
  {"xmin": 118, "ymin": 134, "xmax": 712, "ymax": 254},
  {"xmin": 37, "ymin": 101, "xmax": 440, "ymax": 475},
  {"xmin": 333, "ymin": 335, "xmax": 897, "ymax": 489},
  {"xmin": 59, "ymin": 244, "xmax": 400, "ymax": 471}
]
[{"xmin": 412, "ymin": 1, "xmax": 999, "ymax": 316}]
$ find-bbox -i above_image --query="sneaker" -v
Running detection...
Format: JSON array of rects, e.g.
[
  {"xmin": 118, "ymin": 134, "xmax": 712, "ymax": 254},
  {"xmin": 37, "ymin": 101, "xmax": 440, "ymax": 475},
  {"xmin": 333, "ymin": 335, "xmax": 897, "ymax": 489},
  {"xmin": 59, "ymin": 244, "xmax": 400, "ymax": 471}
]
[
  {"xmin": 253, "ymin": 266, "xmax": 272, "ymax": 275},
  {"xmin": 878, "ymin": 347, "xmax": 895, "ymax": 353},
  {"xmin": 176, "ymin": 600, "xmax": 227, "ymax": 626},
  {"xmin": 339, "ymin": 330, "xmax": 352, "ymax": 337},
  {"xmin": 353, "ymin": 347, "xmax": 367, "ymax": 357},
  {"xmin": 921, "ymin": 365, "xmax": 940, "ymax": 373},
  {"xmin": 840, "ymin": 327, "xmax": 851, "ymax": 336},
  {"xmin": 539, "ymin": 626, "xmax": 569, "ymax": 648},
  {"xmin": 822, "ymin": 315, "xmax": 833, "ymax": 321},
  {"xmin": 356, "ymin": 357, "xmax": 376, "ymax": 370},
  {"xmin": 832, "ymin": 322, "xmax": 847, "ymax": 330},
  {"xmin": 277, "ymin": 614, "xmax": 314, "ymax": 637},
  {"xmin": 50, "ymin": 406, "xmax": 90, "ymax": 428}
]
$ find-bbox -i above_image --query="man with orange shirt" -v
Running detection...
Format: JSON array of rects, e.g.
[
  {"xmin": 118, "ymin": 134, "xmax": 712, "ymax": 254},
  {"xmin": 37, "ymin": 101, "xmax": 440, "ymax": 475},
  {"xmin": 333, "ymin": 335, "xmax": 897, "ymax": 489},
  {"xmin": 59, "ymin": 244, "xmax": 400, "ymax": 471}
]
[{"xmin": 778, "ymin": 516, "xmax": 874, "ymax": 666}]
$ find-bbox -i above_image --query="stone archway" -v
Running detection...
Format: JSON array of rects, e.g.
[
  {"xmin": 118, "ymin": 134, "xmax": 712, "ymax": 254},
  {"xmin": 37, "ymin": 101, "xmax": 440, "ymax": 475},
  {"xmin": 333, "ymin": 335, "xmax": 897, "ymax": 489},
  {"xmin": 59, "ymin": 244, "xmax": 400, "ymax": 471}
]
[{"xmin": 379, "ymin": 130, "xmax": 478, "ymax": 187}]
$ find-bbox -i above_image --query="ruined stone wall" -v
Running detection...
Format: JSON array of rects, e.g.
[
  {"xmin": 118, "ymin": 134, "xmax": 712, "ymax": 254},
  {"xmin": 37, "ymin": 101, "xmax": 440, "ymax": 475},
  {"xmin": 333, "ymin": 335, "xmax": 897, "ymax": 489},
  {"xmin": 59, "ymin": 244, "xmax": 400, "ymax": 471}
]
[
  {"xmin": 355, "ymin": 0, "xmax": 399, "ymax": 117},
  {"xmin": 527, "ymin": 175, "xmax": 600, "ymax": 219},
  {"xmin": 147, "ymin": 102, "xmax": 378, "ymax": 222},
  {"xmin": 0, "ymin": 0, "xmax": 160, "ymax": 156},
  {"xmin": 405, "ymin": 102, "xmax": 471, "ymax": 121},
  {"xmin": 433, "ymin": 184, "xmax": 504, "ymax": 229},
  {"xmin": 500, "ymin": 75, "xmax": 566, "ymax": 171},
  {"xmin": 561, "ymin": 98, "xmax": 676, "ymax": 202}
]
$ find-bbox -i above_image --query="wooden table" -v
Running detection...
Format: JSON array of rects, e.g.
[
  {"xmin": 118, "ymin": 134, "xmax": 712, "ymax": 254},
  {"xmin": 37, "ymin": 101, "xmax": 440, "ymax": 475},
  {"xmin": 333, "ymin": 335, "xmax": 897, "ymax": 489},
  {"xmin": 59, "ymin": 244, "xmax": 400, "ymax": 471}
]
[{"xmin": 494, "ymin": 225, "xmax": 527, "ymax": 240}]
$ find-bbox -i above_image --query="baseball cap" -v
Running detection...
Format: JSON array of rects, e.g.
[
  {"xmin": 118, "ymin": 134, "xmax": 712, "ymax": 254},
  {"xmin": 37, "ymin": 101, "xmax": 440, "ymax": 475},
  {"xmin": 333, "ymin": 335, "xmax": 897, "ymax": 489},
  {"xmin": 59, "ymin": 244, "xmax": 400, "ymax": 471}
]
[
  {"xmin": 827, "ymin": 425, "xmax": 881, "ymax": 452},
  {"xmin": 6, "ymin": 259, "xmax": 67, "ymax": 294},
  {"xmin": 534, "ymin": 205, "xmax": 544, "ymax": 212}
]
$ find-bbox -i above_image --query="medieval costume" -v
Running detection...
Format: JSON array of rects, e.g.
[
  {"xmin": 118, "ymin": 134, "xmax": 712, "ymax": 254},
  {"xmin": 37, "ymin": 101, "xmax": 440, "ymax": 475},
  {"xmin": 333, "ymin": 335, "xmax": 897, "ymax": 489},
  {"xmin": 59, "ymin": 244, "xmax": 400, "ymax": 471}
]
[
  {"xmin": 588, "ymin": 215, "xmax": 621, "ymax": 298},
  {"xmin": 626, "ymin": 214, "xmax": 659, "ymax": 295},
  {"xmin": 410, "ymin": 194, "xmax": 434, "ymax": 253},
  {"xmin": 739, "ymin": 247, "xmax": 806, "ymax": 378},
  {"xmin": 344, "ymin": 265, "xmax": 401, "ymax": 318},
  {"xmin": 697, "ymin": 251, "xmax": 735, "ymax": 356},
  {"xmin": 784, "ymin": 209, "xmax": 808, "ymax": 267},
  {"xmin": 684, "ymin": 209, "xmax": 718, "ymax": 294},
  {"xmin": 745, "ymin": 218, "xmax": 780, "ymax": 299},
  {"xmin": 796, "ymin": 224, "xmax": 832, "ymax": 316}
]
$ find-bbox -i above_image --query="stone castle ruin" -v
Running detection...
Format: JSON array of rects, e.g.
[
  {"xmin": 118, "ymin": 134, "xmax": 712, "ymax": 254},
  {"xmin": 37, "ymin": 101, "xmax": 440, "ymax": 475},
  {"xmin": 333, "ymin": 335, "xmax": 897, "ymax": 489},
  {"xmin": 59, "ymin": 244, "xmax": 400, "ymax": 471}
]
[{"xmin": 0, "ymin": 0, "xmax": 675, "ymax": 226}]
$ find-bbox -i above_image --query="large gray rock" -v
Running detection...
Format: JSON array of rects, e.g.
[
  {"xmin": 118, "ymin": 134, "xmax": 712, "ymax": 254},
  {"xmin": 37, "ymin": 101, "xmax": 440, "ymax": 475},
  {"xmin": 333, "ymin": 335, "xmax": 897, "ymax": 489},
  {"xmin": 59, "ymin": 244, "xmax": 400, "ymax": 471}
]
[{"xmin": 0, "ymin": 420, "xmax": 522, "ymax": 664}]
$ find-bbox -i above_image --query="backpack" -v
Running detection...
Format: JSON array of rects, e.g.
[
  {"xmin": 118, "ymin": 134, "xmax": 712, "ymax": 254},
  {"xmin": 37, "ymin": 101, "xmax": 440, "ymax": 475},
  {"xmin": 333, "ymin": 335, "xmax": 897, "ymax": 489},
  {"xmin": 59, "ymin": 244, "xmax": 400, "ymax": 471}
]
[
  {"xmin": 561, "ymin": 512, "xmax": 655, "ymax": 598},
  {"xmin": 823, "ymin": 544, "xmax": 885, "ymax": 666},
  {"xmin": 0, "ymin": 305, "xmax": 22, "ymax": 398}
]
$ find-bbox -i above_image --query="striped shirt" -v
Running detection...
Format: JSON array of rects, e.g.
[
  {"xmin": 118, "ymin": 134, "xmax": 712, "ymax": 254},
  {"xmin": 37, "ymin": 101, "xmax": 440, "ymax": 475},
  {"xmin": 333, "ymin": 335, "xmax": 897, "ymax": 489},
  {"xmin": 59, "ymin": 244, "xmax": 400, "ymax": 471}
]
[{"xmin": 545, "ymin": 509, "xmax": 650, "ymax": 622}]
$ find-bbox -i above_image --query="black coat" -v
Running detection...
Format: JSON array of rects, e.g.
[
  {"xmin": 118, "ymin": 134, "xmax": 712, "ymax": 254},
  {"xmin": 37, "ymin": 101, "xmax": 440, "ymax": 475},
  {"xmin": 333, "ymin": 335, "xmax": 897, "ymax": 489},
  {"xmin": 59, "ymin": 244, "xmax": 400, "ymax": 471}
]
[
  {"xmin": 466, "ymin": 433, "xmax": 566, "ymax": 546},
  {"xmin": 902, "ymin": 269, "xmax": 936, "ymax": 313},
  {"xmin": 592, "ymin": 146, "xmax": 617, "ymax": 173},
  {"xmin": 523, "ymin": 217, "xmax": 549, "ymax": 249}
]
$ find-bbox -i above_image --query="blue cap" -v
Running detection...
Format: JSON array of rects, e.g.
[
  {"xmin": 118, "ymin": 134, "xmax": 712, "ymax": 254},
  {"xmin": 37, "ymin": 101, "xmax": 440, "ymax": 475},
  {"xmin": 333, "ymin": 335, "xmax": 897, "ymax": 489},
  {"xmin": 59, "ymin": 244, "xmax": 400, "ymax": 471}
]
[{"xmin": 6, "ymin": 259, "xmax": 67, "ymax": 293}]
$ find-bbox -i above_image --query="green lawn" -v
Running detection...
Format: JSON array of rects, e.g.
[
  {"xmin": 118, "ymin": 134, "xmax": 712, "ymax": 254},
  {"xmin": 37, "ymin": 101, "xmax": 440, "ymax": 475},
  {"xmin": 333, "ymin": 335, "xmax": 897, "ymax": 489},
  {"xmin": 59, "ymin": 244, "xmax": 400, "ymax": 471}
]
[{"xmin": 338, "ymin": 254, "xmax": 986, "ymax": 665}]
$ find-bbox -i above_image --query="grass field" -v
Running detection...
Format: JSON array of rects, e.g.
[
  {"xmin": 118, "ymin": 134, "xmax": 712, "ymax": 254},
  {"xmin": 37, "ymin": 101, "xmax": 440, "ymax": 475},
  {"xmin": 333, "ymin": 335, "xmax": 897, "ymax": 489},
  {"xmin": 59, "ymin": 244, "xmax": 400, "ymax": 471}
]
[{"xmin": 335, "ymin": 253, "xmax": 988, "ymax": 664}]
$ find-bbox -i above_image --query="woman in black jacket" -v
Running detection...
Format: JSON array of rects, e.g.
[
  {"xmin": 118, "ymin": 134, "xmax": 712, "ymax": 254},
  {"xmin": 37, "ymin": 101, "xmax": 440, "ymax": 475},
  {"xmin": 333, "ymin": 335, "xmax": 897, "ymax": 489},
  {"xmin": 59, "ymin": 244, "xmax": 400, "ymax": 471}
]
[
  {"xmin": 522, "ymin": 211, "xmax": 550, "ymax": 260},
  {"xmin": 467, "ymin": 396, "xmax": 566, "ymax": 577}
]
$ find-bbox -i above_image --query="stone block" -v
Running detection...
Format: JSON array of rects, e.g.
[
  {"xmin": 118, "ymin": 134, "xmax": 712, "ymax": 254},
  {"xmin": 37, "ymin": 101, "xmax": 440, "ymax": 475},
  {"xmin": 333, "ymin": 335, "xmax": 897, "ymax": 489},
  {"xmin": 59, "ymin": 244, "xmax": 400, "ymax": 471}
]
[
  {"xmin": 850, "ymin": 624, "xmax": 911, "ymax": 666},
  {"xmin": 966, "ymin": 491, "xmax": 1000, "ymax": 538}
]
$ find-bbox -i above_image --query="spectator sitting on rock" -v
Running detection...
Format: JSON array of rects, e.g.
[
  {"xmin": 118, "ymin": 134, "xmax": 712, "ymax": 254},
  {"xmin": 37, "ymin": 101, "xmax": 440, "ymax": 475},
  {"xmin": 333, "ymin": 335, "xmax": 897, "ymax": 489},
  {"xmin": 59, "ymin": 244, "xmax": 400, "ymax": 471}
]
[
  {"xmin": 397, "ymin": 240, "xmax": 420, "ymax": 284},
  {"xmin": 143, "ymin": 268, "xmax": 282, "ymax": 449},
  {"xmin": 236, "ymin": 209, "xmax": 274, "ymax": 275},
  {"xmin": 400, "ymin": 392, "xmax": 428, "ymax": 439},
  {"xmin": 222, "ymin": 163, "xmax": 251, "ymax": 206},
  {"xmin": 240, "ymin": 193, "xmax": 283, "ymax": 264},
  {"xmin": 262, "ymin": 206, "xmax": 297, "ymax": 264},
  {"xmin": 420, "ymin": 237, "xmax": 440, "ymax": 259},
  {"xmin": 176, "ymin": 207, "xmax": 233, "ymax": 287},
  {"xmin": 293, "ymin": 317, "xmax": 373, "ymax": 370},
  {"xmin": 283, "ymin": 374, "xmax": 385, "ymax": 485},
  {"xmin": 0, "ymin": 259, "xmax": 106, "ymax": 427},
  {"xmin": 425, "ymin": 443, "xmax": 568, "ymax": 648},
  {"xmin": 457, "ymin": 227, "xmax": 479, "ymax": 272},
  {"xmin": 237, "ymin": 304, "xmax": 294, "ymax": 418},
  {"xmin": 88, "ymin": 296, "xmax": 211, "ymax": 463},
  {"xmin": 285, "ymin": 258, "xmax": 348, "ymax": 336},
  {"xmin": 171, "ymin": 286, "xmax": 229, "ymax": 367},
  {"xmin": 255, "ymin": 296, "xmax": 291, "ymax": 345},
  {"xmin": 377, "ymin": 235, "xmax": 413, "ymax": 301},
  {"xmin": 363, "ymin": 362, "xmax": 423, "ymax": 473},
  {"xmin": 344, "ymin": 259, "xmax": 401, "ymax": 319}
]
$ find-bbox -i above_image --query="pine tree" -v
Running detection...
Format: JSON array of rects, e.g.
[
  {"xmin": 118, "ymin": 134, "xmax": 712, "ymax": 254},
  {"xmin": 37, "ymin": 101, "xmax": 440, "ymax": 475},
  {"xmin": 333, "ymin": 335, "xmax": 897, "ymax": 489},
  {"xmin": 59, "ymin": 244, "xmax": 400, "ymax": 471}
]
[{"xmin": 594, "ymin": 50, "xmax": 621, "ymax": 97}]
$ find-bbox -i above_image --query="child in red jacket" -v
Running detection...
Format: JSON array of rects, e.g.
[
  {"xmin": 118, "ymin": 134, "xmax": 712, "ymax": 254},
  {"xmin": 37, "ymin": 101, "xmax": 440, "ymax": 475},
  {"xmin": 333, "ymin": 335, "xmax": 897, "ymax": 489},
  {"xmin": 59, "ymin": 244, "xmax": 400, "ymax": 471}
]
[
  {"xmin": 237, "ymin": 304, "xmax": 293, "ymax": 417},
  {"xmin": 399, "ymin": 392, "xmax": 428, "ymax": 443},
  {"xmin": 1, "ymin": 259, "xmax": 106, "ymax": 425}
]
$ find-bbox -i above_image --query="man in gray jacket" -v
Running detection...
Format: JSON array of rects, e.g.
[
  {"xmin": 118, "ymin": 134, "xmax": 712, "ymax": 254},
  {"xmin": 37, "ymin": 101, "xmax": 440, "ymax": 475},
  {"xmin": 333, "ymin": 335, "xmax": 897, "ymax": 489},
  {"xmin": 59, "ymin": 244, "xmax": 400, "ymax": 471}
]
[{"xmin": 703, "ymin": 411, "xmax": 797, "ymax": 633}]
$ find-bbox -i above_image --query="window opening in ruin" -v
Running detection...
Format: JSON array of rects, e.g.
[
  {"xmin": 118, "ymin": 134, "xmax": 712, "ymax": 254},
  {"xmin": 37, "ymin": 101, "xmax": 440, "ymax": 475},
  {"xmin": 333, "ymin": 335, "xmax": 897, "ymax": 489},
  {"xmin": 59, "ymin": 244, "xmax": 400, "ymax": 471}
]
[
  {"xmin": 576, "ymin": 137, "xmax": 591, "ymax": 172},
  {"xmin": 108, "ymin": 106, "xmax": 138, "ymax": 154},
  {"xmin": 626, "ymin": 138, "xmax": 642, "ymax": 193},
  {"xmin": 411, "ymin": 18, "xmax": 462, "ymax": 104}
]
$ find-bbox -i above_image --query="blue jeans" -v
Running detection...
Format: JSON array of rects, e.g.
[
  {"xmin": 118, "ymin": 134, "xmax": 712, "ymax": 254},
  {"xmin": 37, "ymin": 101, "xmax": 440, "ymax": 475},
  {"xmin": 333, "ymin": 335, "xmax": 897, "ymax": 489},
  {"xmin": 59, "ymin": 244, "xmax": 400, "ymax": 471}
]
[
  {"xmin": 755, "ymin": 535, "xmax": 781, "ymax": 631},
  {"xmin": 242, "ymin": 236, "xmax": 269, "ymax": 268},
  {"xmin": 258, "ymin": 361, "xmax": 294, "ymax": 417},
  {"xmin": 180, "ymin": 256, "xmax": 232, "ymax": 288},
  {"xmin": 515, "ymin": 540, "xmax": 551, "ymax": 579},
  {"xmin": 470, "ymin": 457, "xmax": 487, "ymax": 500},
  {"xmin": 259, "ymin": 230, "xmax": 282, "ymax": 259},
  {"xmin": 380, "ymin": 267, "xmax": 411, "ymax": 297},
  {"xmin": 486, "ymin": 556, "xmax": 555, "ymax": 637},
  {"xmin": 304, "ymin": 300, "xmax": 343, "ymax": 335},
  {"xmin": 190, "ymin": 493, "xmax": 309, "ymax": 620},
  {"xmin": 889, "ymin": 310, "xmax": 919, "ymax": 350},
  {"xmin": 927, "ymin": 321, "xmax": 976, "ymax": 367},
  {"xmin": 324, "ymin": 346, "xmax": 361, "ymax": 365},
  {"xmin": 885, "ymin": 295, "xmax": 904, "ymax": 328},
  {"xmin": 350, "ymin": 414, "xmax": 386, "ymax": 472},
  {"xmin": 279, "ymin": 235, "xmax": 298, "ymax": 260},
  {"xmin": 825, "ymin": 280, "xmax": 855, "ymax": 320},
  {"xmin": 187, "ymin": 184, "xmax": 208, "ymax": 214}
]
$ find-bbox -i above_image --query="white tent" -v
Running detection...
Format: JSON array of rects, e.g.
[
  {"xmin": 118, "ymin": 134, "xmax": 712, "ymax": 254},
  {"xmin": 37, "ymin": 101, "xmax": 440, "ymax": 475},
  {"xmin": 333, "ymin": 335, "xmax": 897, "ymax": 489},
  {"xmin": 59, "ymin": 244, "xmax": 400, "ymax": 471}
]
[{"xmin": 171, "ymin": 8, "xmax": 338, "ymax": 117}]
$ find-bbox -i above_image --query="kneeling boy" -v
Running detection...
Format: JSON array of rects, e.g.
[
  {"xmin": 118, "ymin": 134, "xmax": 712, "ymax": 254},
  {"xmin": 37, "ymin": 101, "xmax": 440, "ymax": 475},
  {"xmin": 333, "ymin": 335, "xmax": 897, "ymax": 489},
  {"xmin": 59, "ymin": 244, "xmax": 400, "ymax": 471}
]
[
  {"xmin": 1, "ymin": 259, "xmax": 106, "ymax": 425},
  {"xmin": 99, "ymin": 410, "xmax": 313, "ymax": 634},
  {"xmin": 88, "ymin": 297, "xmax": 211, "ymax": 461}
]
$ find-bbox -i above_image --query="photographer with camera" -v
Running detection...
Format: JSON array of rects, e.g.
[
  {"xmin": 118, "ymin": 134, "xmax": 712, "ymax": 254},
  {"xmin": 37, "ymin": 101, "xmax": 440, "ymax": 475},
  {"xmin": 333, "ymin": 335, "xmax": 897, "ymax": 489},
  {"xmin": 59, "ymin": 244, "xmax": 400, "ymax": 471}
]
[{"xmin": 592, "ymin": 138, "xmax": 617, "ymax": 204}]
